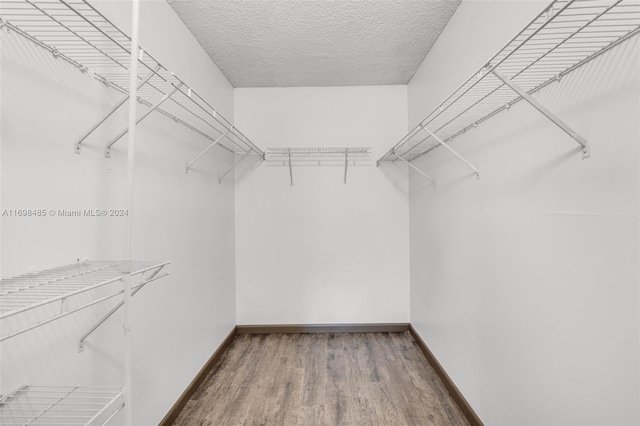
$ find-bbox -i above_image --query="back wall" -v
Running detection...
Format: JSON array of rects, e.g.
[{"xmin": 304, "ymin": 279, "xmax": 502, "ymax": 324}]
[{"xmin": 234, "ymin": 86, "xmax": 409, "ymax": 325}]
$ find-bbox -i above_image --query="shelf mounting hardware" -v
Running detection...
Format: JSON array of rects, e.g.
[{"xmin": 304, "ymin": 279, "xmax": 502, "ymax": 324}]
[
  {"xmin": 393, "ymin": 150, "xmax": 436, "ymax": 186},
  {"xmin": 77, "ymin": 265, "xmax": 167, "ymax": 352},
  {"xmin": 420, "ymin": 126, "xmax": 480, "ymax": 178},
  {"xmin": 491, "ymin": 69, "xmax": 590, "ymax": 158},
  {"xmin": 74, "ymin": 66, "xmax": 161, "ymax": 154},
  {"xmin": 105, "ymin": 82, "xmax": 183, "ymax": 158},
  {"xmin": 185, "ymin": 129, "xmax": 231, "ymax": 173}
]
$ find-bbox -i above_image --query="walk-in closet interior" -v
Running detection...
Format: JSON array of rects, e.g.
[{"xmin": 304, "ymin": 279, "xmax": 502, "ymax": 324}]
[{"xmin": 1, "ymin": 0, "xmax": 638, "ymax": 425}]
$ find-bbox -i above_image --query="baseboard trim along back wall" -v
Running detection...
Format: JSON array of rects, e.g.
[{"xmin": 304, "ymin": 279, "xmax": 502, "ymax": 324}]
[{"xmin": 236, "ymin": 323, "xmax": 410, "ymax": 334}]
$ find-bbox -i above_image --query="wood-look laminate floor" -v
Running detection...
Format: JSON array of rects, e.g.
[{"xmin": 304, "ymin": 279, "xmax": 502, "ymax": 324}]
[{"xmin": 173, "ymin": 332, "xmax": 469, "ymax": 426}]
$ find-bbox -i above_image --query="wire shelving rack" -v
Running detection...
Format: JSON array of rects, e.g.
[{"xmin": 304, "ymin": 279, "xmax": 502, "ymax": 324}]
[
  {"xmin": 378, "ymin": 0, "xmax": 640, "ymax": 182},
  {"xmin": 266, "ymin": 147, "xmax": 371, "ymax": 185},
  {"xmin": 0, "ymin": 260, "xmax": 170, "ymax": 345},
  {"xmin": 0, "ymin": 0, "xmax": 264, "ymax": 165},
  {"xmin": 0, "ymin": 385, "xmax": 124, "ymax": 425}
]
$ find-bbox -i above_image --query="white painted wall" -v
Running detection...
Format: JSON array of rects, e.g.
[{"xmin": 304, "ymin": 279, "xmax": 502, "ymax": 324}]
[
  {"xmin": 1, "ymin": 1, "xmax": 237, "ymax": 424},
  {"xmin": 234, "ymin": 86, "xmax": 410, "ymax": 325},
  {"xmin": 408, "ymin": 1, "xmax": 640, "ymax": 425}
]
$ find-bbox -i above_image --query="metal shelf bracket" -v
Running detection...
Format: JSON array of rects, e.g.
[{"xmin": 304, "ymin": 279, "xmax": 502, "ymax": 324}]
[
  {"xmin": 74, "ymin": 66, "xmax": 161, "ymax": 154},
  {"xmin": 420, "ymin": 126, "xmax": 480, "ymax": 178},
  {"xmin": 105, "ymin": 83, "xmax": 183, "ymax": 158},
  {"xmin": 218, "ymin": 149, "xmax": 254, "ymax": 184},
  {"xmin": 392, "ymin": 150, "xmax": 436, "ymax": 187},
  {"xmin": 77, "ymin": 265, "xmax": 166, "ymax": 352},
  {"xmin": 185, "ymin": 129, "xmax": 231, "ymax": 173},
  {"xmin": 288, "ymin": 148, "xmax": 293, "ymax": 186},
  {"xmin": 344, "ymin": 150, "xmax": 349, "ymax": 184},
  {"xmin": 491, "ymin": 69, "xmax": 590, "ymax": 159}
]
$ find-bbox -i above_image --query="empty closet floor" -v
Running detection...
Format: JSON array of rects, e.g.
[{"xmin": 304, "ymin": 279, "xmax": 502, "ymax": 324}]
[{"xmin": 173, "ymin": 332, "xmax": 469, "ymax": 425}]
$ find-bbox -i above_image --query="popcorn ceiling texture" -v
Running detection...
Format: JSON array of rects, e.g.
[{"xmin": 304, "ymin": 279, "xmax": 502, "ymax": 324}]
[{"xmin": 167, "ymin": 0, "xmax": 461, "ymax": 88}]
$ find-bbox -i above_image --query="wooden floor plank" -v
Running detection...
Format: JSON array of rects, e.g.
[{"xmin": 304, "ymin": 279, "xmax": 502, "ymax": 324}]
[{"xmin": 173, "ymin": 332, "xmax": 469, "ymax": 426}]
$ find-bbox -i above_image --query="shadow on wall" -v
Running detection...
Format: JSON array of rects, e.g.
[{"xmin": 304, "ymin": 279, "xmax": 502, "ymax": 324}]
[{"xmin": 377, "ymin": 160, "xmax": 411, "ymax": 196}]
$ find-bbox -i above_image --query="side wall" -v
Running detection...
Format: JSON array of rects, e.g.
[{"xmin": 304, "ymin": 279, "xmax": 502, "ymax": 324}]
[
  {"xmin": 234, "ymin": 86, "xmax": 410, "ymax": 325},
  {"xmin": 408, "ymin": 1, "xmax": 639, "ymax": 425},
  {"xmin": 0, "ymin": 2, "xmax": 237, "ymax": 424}
]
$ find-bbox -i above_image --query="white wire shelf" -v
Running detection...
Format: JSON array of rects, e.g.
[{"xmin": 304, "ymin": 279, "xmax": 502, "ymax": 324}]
[
  {"xmin": 378, "ymin": 0, "xmax": 640, "ymax": 172},
  {"xmin": 0, "ymin": 385, "xmax": 124, "ymax": 425},
  {"xmin": 267, "ymin": 147, "xmax": 371, "ymax": 159},
  {"xmin": 0, "ymin": 260, "xmax": 170, "ymax": 343},
  {"xmin": 266, "ymin": 147, "xmax": 371, "ymax": 185},
  {"xmin": 0, "ymin": 0, "xmax": 264, "ymax": 161}
]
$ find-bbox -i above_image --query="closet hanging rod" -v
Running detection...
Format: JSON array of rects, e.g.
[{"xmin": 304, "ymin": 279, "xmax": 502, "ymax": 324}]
[{"xmin": 378, "ymin": 0, "xmax": 640, "ymax": 167}]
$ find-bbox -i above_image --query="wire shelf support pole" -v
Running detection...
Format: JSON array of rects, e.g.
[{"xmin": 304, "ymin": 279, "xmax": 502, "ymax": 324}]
[
  {"xmin": 491, "ymin": 69, "xmax": 590, "ymax": 158},
  {"xmin": 123, "ymin": 1, "xmax": 140, "ymax": 424}
]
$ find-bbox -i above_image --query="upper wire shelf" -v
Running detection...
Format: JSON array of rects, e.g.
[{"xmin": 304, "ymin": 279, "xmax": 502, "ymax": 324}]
[
  {"xmin": 0, "ymin": 385, "xmax": 124, "ymax": 425},
  {"xmin": 266, "ymin": 147, "xmax": 371, "ymax": 185},
  {"xmin": 0, "ymin": 0, "xmax": 264, "ymax": 159},
  {"xmin": 379, "ymin": 0, "xmax": 640, "ymax": 167},
  {"xmin": 0, "ymin": 260, "xmax": 170, "ymax": 343},
  {"xmin": 267, "ymin": 147, "xmax": 371, "ymax": 160}
]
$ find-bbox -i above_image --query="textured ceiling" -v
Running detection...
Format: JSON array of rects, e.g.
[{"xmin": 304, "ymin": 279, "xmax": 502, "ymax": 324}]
[{"xmin": 167, "ymin": 0, "xmax": 461, "ymax": 88}]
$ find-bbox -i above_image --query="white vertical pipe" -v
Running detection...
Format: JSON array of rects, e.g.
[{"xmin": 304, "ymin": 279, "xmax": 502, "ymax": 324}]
[{"xmin": 123, "ymin": 1, "xmax": 140, "ymax": 425}]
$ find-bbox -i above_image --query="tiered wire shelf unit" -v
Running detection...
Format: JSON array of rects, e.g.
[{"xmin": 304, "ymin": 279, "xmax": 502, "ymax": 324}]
[
  {"xmin": 0, "ymin": 0, "xmax": 264, "ymax": 173},
  {"xmin": 266, "ymin": 147, "xmax": 371, "ymax": 185},
  {"xmin": 0, "ymin": 260, "xmax": 170, "ymax": 346},
  {"xmin": 0, "ymin": 1, "xmax": 202, "ymax": 424},
  {"xmin": 0, "ymin": 260, "xmax": 170, "ymax": 424},
  {"xmin": 0, "ymin": 385, "xmax": 124, "ymax": 426},
  {"xmin": 378, "ymin": 0, "xmax": 640, "ymax": 185}
]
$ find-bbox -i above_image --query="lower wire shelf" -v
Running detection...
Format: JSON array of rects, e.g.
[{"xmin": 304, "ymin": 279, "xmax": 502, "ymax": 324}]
[
  {"xmin": 0, "ymin": 260, "xmax": 171, "ymax": 342},
  {"xmin": 0, "ymin": 385, "xmax": 124, "ymax": 426}
]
